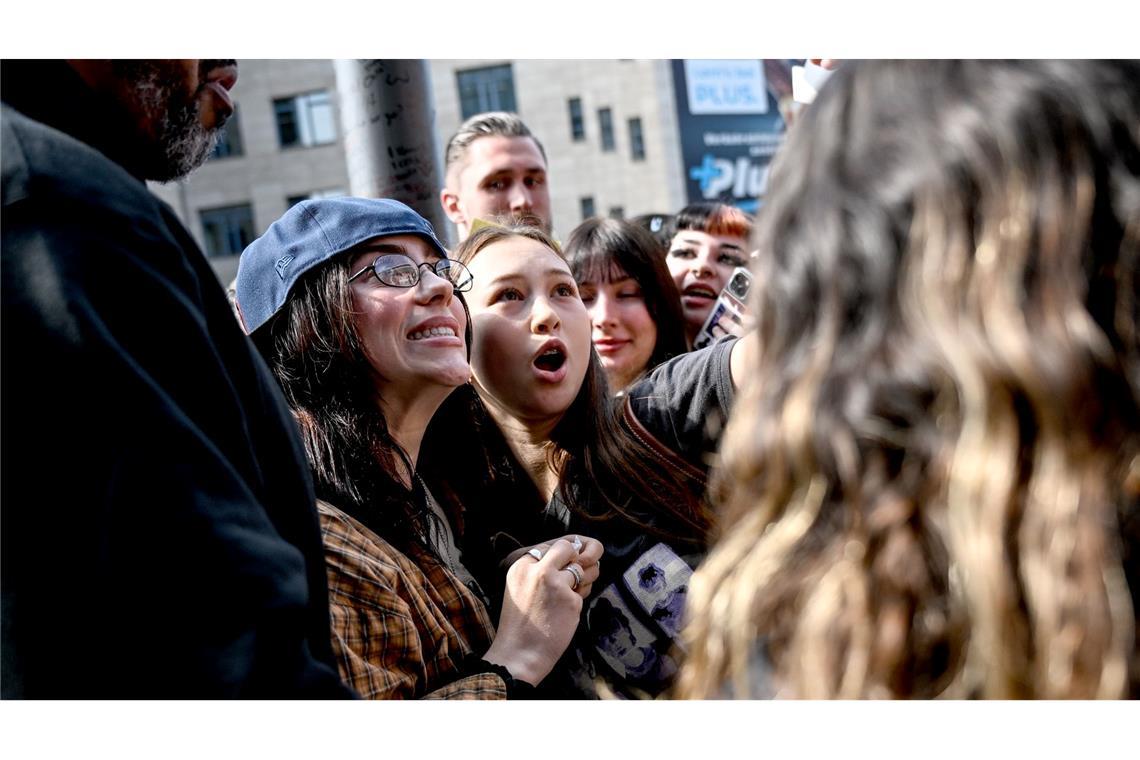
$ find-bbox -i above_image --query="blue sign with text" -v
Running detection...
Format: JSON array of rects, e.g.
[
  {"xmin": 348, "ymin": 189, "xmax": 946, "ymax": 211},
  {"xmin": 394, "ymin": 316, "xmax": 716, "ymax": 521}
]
[{"xmin": 672, "ymin": 59, "xmax": 798, "ymax": 212}]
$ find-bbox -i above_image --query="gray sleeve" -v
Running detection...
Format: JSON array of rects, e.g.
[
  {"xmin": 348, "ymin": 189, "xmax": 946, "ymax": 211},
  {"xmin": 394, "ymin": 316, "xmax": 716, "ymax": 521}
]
[{"xmin": 624, "ymin": 336, "xmax": 737, "ymax": 472}]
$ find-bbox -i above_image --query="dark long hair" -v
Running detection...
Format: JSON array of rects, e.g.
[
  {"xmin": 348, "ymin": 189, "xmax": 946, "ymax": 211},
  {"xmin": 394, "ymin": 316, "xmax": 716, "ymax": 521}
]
[
  {"xmin": 565, "ymin": 217, "xmax": 689, "ymax": 375},
  {"xmin": 251, "ymin": 251, "xmax": 474, "ymax": 556},
  {"xmin": 680, "ymin": 60, "xmax": 1140, "ymax": 699},
  {"xmin": 453, "ymin": 224, "xmax": 712, "ymax": 545}
]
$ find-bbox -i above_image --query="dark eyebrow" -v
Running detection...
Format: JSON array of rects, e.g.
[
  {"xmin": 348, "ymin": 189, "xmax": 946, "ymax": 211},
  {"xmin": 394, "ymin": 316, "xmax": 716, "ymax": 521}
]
[
  {"xmin": 719, "ymin": 242, "xmax": 745, "ymax": 252},
  {"xmin": 482, "ymin": 166, "xmax": 546, "ymax": 181},
  {"xmin": 586, "ymin": 274, "xmax": 634, "ymax": 287}
]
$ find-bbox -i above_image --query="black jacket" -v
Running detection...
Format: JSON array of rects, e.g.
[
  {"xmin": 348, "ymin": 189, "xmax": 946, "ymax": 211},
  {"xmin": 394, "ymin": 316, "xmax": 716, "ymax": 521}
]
[{"xmin": 1, "ymin": 61, "xmax": 353, "ymax": 697}]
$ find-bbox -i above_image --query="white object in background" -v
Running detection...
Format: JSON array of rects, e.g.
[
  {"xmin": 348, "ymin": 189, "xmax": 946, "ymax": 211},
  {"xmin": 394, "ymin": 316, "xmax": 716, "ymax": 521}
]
[{"xmin": 792, "ymin": 60, "xmax": 835, "ymax": 105}]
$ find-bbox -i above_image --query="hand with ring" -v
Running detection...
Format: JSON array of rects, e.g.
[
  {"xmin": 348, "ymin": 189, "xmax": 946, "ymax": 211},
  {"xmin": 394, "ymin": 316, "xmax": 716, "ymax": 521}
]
[
  {"xmin": 563, "ymin": 562, "xmax": 584, "ymax": 591},
  {"xmin": 483, "ymin": 537, "xmax": 604, "ymax": 686},
  {"xmin": 510, "ymin": 534, "xmax": 603, "ymax": 600}
]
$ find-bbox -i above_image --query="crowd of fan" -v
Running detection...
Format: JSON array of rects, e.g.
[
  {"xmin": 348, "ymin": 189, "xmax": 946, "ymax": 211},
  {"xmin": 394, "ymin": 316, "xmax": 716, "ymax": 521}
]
[{"xmin": 3, "ymin": 59, "xmax": 1137, "ymax": 700}]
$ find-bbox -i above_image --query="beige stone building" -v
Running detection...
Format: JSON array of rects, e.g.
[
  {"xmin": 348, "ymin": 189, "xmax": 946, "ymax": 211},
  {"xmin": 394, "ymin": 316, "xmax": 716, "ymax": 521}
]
[{"xmin": 150, "ymin": 59, "xmax": 689, "ymax": 282}]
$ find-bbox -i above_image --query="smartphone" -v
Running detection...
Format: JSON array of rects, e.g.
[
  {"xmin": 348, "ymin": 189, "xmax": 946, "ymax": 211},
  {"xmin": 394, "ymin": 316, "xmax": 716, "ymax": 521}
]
[{"xmin": 693, "ymin": 267, "xmax": 754, "ymax": 350}]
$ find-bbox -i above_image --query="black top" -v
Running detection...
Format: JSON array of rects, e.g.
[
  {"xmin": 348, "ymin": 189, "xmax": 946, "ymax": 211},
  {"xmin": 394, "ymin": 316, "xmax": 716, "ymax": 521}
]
[
  {"xmin": 625, "ymin": 335, "xmax": 737, "ymax": 472},
  {"xmin": 1, "ymin": 61, "xmax": 353, "ymax": 697},
  {"xmin": 549, "ymin": 339, "xmax": 738, "ymax": 698}
]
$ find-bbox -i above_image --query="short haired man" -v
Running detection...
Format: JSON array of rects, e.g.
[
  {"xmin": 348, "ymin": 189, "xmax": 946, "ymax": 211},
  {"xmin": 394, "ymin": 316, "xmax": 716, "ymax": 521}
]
[
  {"xmin": 1, "ymin": 60, "xmax": 352, "ymax": 697},
  {"xmin": 439, "ymin": 111, "xmax": 552, "ymax": 241}
]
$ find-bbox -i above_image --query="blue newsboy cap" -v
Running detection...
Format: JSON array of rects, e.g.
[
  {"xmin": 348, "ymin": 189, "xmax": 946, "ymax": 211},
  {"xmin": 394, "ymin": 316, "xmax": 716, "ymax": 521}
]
[{"xmin": 235, "ymin": 197, "xmax": 450, "ymax": 333}]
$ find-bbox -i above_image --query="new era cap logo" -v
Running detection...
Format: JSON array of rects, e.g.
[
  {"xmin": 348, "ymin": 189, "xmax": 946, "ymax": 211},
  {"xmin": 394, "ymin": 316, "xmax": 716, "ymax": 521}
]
[{"xmin": 275, "ymin": 254, "xmax": 294, "ymax": 280}]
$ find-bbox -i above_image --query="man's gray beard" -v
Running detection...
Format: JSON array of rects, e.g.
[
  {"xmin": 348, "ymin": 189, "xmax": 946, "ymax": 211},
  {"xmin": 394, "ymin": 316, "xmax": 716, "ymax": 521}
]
[
  {"xmin": 126, "ymin": 64, "xmax": 221, "ymax": 182},
  {"xmin": 158, "ymin": 107, "xmax": 220, "ymax": 181}
]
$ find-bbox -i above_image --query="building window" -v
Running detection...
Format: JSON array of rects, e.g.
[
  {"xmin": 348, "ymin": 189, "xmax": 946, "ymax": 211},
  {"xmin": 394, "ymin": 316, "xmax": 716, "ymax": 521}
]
[
  {"xmin": 608, "ymin": 206, "xmax": 625, "ymax": 219},
  {"xmin": 628, "ymin": 117, "xmax": 645, "ymax": 161},
  {"xmin": 211, "ymin": 105, "xmax": 244, "ymax": 159},
  {"xmin": 200, "ymin": 203, "xmax": 255, "ymax": 258},
  {"xmin": 273, "ymin": 91, "xmax": 337, "ymax": 149},
  {"xmin": 456, "ymin": 64, "xmax": 517, "ymax": 120},
  {"xmin": 568, "ymin": 97, "xmax": 585, "ymax": 141},
  {"xmin": 580, "ymin": 196, "xmax": 596, "ymax": 220},
  {"xmin": 287, "ymin": 188, "xmax": 347, "ymax": 208},
  {"xmin": 598, "ymin": 108, "xmax": 615, "ymax": 152}
]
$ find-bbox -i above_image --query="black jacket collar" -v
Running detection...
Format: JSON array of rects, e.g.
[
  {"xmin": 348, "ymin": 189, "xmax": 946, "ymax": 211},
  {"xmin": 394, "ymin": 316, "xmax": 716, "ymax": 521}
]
[{"xmin": 2, "ymin": 60, "xmax": 153, "ymax": 183}]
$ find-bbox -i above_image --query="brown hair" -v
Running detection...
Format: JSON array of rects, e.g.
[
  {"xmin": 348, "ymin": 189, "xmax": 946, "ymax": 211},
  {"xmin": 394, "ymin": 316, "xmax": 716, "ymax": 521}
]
[{"xmin": 678, "ymin": 60, "xmax": 1140, "ymax": 699}]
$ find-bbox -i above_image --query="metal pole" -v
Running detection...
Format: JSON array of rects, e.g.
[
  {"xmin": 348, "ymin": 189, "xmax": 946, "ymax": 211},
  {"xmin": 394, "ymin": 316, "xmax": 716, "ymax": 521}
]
[{"xmin": 333, "ymin": 60, "xmax": 449, "ymax": 238}]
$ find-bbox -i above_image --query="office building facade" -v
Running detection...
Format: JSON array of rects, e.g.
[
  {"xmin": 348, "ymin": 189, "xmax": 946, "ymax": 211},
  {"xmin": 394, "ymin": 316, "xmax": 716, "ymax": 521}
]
[{"xmin": 149, "ymin": 59, "xmax": 690, "ymax": 282}]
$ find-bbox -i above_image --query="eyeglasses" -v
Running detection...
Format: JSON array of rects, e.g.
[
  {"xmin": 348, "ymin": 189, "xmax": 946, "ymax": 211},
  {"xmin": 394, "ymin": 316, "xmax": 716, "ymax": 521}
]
[{"xmin": 348, "ymin": 254, "xmax": 473, "ymax": 292}]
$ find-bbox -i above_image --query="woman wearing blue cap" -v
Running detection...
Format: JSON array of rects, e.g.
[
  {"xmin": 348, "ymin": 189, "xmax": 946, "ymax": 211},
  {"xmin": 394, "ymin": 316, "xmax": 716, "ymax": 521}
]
[{"xmin": 235, "ymin": 197, "xmax": 601, "ymax": 699}]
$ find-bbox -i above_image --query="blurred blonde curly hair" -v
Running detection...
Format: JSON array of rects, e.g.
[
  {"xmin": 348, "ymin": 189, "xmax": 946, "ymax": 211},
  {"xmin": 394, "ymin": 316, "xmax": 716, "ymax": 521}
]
[{"xmin": 677, "ymin": 60, "xmax": 1140, "ymax": 699}]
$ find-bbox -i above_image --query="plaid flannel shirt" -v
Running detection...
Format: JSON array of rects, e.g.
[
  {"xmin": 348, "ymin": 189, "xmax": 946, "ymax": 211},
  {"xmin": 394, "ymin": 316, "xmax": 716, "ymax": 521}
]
[{"xmin": 317, "ymin": 500, "xmax": 507, "ymax": 699}]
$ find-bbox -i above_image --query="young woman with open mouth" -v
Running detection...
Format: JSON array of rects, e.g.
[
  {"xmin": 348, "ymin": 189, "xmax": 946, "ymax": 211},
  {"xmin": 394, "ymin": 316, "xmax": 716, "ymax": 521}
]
[
  {"xmin": 453, "ymin": 222, "xmax": 756, "ymax": 698},
  {"xmin": 666, "ymin": 202, "xmax": 754, "ymax": 349}
]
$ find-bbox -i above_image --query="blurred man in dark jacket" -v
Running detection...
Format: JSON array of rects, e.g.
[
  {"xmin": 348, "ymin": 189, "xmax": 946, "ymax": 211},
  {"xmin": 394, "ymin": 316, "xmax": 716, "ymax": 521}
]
[{"xmin": 1, "ymin": 60, "xmax": 354, "ymax": 698}]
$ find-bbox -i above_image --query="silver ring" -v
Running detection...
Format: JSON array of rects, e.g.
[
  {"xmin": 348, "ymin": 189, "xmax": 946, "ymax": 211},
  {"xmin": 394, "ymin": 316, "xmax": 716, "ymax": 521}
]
[
  {"xmin": 564, "ymin": 563, "xmax": 583, "ymax": 590},
  {"xmin": 527, "ymin": 548, "xmax": 543, "ymax": 561}
]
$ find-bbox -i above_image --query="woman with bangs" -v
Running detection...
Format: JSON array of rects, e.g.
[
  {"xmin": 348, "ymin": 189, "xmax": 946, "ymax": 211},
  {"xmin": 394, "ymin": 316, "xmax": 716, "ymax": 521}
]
[
  {"xmin": 678, "ymin": 60, "xmax": 1140, "ymax": 699},
  {"xmin": 666, "ymin": 202, "xmax": 754, "ymax": 348},
  {"xmin": 449, "ymin": 222, "xmax": 757, "ymax": 698},
  {"xmin": 565, "ymin": 218, "xmax": 688, "ymax": 392}
]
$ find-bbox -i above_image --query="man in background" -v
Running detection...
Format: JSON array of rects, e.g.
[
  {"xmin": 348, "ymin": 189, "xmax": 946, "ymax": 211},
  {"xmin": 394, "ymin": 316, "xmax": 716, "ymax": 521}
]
[
  {"xmin": 1, "ymin": 60, "xmax": 353, "ymax": 697},
  {"xmin": 439, "ymin": 111, "xmax": 553, "ymax": 242}
]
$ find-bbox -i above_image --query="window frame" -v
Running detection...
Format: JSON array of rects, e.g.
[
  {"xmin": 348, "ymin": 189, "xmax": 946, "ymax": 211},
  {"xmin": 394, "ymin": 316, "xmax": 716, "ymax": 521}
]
[
  {"xmin": 628, "ymin": 116, "xmax": 646, "ymax": 161},
  {"xmin": 568, "ymin": 97, "xmax": 585, "ymax": 141},
  {"xmin": 273, "ymin": 90, "xmax": 337, "ymax": 150},
  {"xmin": 199, "ymin": 203, "xmax": 256, "ymax": 259},
  {"xmin": 456, "ymin": 64, "xmax": 518, "ymax": 120},
  {"xmin": 598, "ymin": 107, "xmax": 615, "ymax": 152},
  {"xmin": 580, "ymin": 196, "xmax": 596, "ymax": 220}
]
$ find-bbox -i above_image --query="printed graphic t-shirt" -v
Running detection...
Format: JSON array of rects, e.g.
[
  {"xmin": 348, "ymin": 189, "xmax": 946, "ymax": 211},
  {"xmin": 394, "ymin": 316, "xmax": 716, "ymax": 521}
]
[{"xmin": 552, "ymin": 337, "xmax": 737, "ymax": 699}]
